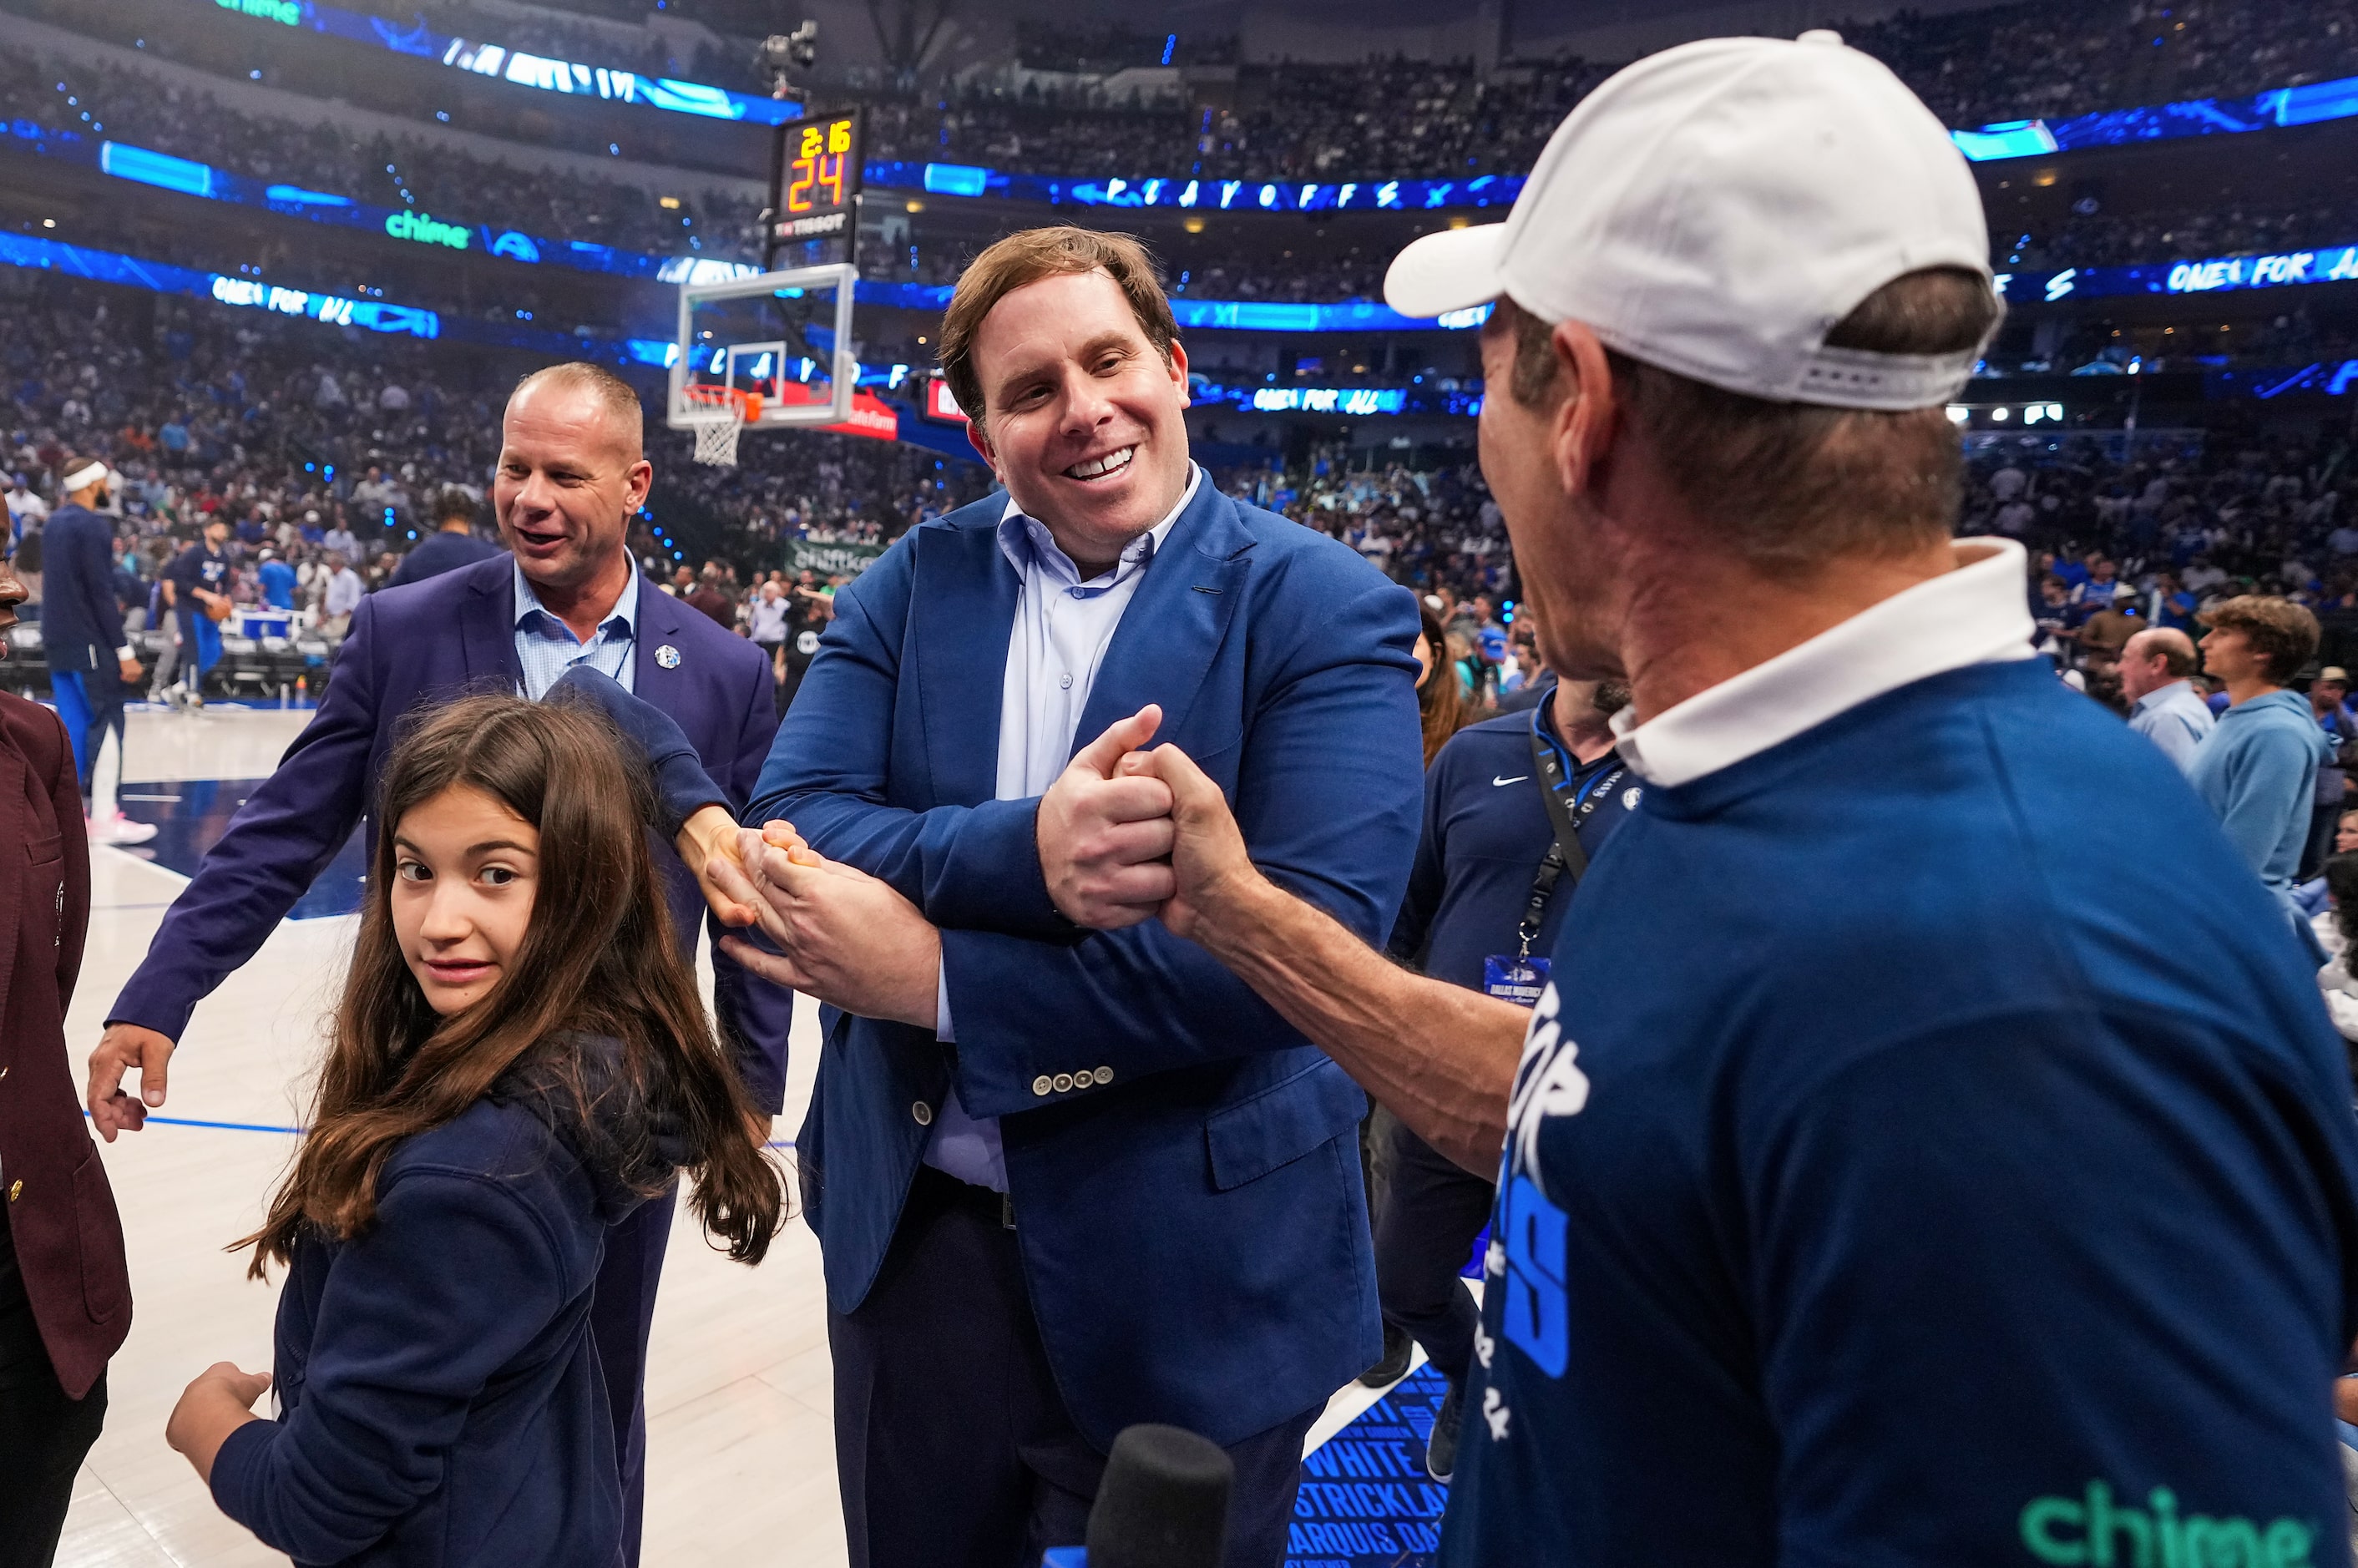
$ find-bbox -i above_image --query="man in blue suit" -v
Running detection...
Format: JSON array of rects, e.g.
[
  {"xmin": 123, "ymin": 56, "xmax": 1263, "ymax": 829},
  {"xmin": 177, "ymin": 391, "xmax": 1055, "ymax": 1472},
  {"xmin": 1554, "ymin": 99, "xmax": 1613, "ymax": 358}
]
[
  {"xmin": 83, "ymin": 362, "xmax": 791, "ymax": 1563},
  {"xmin": 712, "ymin": 227, "xmax": 1425, "ymax": 1567},
  {"xmin": 36, "ymin": 457, "xmax": 154, "ymax": 846}
]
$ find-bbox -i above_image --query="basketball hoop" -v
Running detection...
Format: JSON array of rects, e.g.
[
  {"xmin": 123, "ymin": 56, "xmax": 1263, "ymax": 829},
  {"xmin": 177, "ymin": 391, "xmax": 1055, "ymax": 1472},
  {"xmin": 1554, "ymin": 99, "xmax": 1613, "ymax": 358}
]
[{"xmin": 684, "ymin": 386, "xmax": 762, "ymax": 468}]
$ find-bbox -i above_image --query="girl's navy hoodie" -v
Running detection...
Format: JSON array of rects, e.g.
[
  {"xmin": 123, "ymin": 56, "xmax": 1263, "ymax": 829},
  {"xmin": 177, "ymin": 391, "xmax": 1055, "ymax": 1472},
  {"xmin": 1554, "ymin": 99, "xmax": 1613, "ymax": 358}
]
[{"xmin": 210, "ymin": 1037, "xmax": 677, "ymax": 1565}]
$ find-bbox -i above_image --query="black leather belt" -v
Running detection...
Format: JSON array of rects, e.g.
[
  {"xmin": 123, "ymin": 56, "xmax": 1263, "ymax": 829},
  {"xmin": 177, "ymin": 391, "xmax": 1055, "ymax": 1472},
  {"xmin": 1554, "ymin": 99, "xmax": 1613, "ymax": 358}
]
[{"xmin": 915, "ymin": 1163, "xmax": 1015, "ymax": 1231}]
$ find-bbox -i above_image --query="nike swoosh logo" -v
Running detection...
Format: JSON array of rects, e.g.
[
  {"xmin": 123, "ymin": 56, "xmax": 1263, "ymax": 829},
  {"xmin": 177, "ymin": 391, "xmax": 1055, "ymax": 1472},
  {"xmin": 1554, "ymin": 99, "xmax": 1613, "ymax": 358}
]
[{"xmin": 1493, "ymin": 775, "xmax": 1530, "ymax": 787}]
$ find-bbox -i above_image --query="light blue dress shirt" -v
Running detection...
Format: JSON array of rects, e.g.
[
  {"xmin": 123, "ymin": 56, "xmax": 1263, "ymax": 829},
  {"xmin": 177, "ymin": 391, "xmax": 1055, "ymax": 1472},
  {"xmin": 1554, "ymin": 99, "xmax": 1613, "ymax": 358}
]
[
  {"xmin": 2126, "ymin": 678, "xmax": 2216, "ymax": 773},
  {"xmin": 512, "ymin": 559, "xmax": 637, "ymax": 700},
  {"xmin": 923, "ymin": 465, "xmax": 1201, "ymax": 1191}
]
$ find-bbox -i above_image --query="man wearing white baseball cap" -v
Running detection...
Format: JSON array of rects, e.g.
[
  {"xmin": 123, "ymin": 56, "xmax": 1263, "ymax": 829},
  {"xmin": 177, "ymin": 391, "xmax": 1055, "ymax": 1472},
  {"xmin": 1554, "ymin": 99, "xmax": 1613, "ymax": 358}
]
[{"xmin": 1087, "ymin": 31, "xmax": 2358, "ymax": 1563}]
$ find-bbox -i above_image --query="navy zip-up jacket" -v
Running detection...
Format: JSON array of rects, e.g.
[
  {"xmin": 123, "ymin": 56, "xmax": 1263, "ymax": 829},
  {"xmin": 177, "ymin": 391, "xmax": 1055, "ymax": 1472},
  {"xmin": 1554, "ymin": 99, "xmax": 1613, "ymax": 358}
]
[{"xmin": 210, "ymin": 1042, "xmax": 671, "ymax": 1565}]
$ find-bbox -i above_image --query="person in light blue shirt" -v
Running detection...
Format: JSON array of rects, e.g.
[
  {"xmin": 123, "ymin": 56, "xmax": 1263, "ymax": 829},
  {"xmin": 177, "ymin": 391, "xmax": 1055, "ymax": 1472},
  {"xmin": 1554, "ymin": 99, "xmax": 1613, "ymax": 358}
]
[
  {"xmin": 2186, "ymin": 594, "xmax": 2333, "ymax": 948},
  {"xmin": 2119, "ymin": 625, "xmax": 2213, "ymax": 771}
]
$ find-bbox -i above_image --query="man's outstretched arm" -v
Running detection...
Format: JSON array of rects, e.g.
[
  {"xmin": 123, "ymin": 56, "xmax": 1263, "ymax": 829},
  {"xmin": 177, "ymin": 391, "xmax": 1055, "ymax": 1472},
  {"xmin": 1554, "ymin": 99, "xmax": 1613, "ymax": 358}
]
[
  {"xmin": 89, "ymin": 596, "xmax": 390, "ymax": 1137},
  {"xmin": 1132, "ymin": 741, "xmax": 1524, "ymax": 1176}
]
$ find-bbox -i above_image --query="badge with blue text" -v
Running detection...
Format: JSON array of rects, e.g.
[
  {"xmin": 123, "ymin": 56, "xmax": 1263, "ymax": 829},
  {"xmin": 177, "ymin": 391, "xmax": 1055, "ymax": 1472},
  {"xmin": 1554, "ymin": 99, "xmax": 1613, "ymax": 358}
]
[
  {"xmin": 655, "ymin": 644, "xmax": 681, "ymax": 669},
  {"xmin": 1484, "ymin": 954, "xmax": 1551, "ymax": 1007}
]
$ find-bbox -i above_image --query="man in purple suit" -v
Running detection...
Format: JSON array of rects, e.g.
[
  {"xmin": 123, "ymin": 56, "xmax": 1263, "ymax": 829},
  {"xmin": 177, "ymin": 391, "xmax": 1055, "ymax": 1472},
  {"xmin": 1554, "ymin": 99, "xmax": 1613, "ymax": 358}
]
[{"xmin": 82, "ymin": 362, "xmax": 790, "ymax": 1563}]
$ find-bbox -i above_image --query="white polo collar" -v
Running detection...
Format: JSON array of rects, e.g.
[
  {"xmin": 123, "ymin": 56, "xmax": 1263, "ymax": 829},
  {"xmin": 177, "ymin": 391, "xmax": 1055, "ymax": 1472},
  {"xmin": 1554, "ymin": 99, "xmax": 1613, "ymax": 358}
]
[{"xmin": 1610, "ymin": 538, "xmax": 2037, "ymax": 787}]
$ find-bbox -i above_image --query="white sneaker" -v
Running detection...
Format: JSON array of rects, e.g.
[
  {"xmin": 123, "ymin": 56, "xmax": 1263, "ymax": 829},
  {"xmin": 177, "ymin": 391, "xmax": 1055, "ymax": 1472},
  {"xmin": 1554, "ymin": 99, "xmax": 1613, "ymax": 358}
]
[{"xmin": 87, "ymin": 811, "xmax": 158, "ymax": 846}]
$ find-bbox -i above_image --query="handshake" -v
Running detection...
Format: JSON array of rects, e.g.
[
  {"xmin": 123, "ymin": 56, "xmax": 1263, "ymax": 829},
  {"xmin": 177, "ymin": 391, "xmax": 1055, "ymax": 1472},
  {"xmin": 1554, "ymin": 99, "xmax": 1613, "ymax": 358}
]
[{"xmin": 683, "ymin": 705, "xmax": 1258, "ymax": 1026}]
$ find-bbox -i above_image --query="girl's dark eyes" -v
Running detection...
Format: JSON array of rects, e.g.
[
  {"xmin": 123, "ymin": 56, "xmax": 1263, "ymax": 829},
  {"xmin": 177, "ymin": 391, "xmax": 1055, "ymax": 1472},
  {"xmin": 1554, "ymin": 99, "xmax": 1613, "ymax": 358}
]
[
  {"xmin": 481, "ymin": 867, "xmax": 517, "ymax": 887},
  {"xmin": 395, "ymin": 860, "xmax": 430, "ymax": 883}
]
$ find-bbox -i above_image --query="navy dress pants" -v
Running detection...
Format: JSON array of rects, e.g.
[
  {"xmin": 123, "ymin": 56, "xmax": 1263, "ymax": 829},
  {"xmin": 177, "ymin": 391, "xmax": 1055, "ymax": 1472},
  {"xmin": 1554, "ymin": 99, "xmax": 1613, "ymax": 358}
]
[
  {"xmin": 829, "ymin": 1166, "xmax": 1320, "ymax": 1568},
  {"xmin": 0, "ymin": 1213, "xmax": 106, "ymax": 1568},
  {"xmin": 591, "ymin": 1185, "xmax": 676, "ymax": 1566},
  {"xmin": 1372, "ymin": 1119, "xmax": 1492, "ymax": 1388}
]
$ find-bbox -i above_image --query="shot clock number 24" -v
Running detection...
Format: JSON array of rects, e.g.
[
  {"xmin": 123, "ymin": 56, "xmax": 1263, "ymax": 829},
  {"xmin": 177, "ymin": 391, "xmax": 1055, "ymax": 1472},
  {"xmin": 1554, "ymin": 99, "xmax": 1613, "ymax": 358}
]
[{"xmin": 787, "ymin": 116, "xmax": 856, "ymax": 216}]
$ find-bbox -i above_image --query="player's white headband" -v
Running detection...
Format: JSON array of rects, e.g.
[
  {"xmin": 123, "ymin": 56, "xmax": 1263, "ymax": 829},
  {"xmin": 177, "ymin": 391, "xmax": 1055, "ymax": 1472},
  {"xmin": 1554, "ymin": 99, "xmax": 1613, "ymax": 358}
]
[{"xmin": 62, "ymin": 461, "xmax": 113, "ymax": 493}]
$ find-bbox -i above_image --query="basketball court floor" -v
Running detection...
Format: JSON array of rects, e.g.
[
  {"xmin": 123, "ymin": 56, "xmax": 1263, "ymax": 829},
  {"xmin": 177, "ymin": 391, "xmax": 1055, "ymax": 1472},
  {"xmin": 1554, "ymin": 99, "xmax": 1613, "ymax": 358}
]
[{"xmin": 50, "ymin": 703, "xmax": 1451, "ymax": 1567}]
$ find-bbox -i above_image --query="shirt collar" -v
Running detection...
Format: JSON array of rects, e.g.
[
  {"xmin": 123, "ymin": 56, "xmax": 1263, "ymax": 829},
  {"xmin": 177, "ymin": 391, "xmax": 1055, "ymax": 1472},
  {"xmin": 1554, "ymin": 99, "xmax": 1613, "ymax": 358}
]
[
  {"xmin": 514, "ymin": 558, "xmax": 638, "ymax": 641},
  {"xmin": 996, "ymin": 463, "xmax": 1200, "ymax": 593},
  {"xmin": 1609, "ymin": 538, "xmax": 2038, "ymax": 788}
]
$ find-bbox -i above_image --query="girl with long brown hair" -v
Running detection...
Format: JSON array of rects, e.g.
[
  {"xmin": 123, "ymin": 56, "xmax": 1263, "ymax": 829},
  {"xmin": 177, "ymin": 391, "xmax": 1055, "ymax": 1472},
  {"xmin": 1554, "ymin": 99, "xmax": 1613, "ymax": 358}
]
[
  {"xmin": 1415, "ymin": 603, "xmax": 1476, "ymax": 765},
  {"xmin": 164, "ymin": 695, "xmax": 783, "ymax": 1567}
]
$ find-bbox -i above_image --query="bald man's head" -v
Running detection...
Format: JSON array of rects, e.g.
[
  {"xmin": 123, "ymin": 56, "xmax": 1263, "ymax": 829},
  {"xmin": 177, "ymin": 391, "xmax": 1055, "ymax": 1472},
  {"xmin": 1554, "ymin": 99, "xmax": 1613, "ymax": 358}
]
[
  {"xmin": 2120, "ymin": 625, "xmax": 2199, "ymax": 703},
  {"xmin": 496, "ymin": 362, "xmax": 653, "ymax": 602},
  {"xmin": 509, "ymin": 362, "xmax": 645, "ymax": 464}
]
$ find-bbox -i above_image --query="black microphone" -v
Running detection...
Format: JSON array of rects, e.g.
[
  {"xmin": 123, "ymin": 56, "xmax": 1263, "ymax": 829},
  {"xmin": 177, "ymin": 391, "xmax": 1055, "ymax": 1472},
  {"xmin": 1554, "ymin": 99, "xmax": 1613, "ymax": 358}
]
[{"xmin": 1082, "ymin": 1423, "xmax": 1236, "ymax": 1568}]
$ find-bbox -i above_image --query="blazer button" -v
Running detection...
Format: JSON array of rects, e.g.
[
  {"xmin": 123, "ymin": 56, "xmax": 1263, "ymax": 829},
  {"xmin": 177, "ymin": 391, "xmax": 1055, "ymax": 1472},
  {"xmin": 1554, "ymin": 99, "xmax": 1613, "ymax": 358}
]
[
  {"xmin": 1051, "ymin": 1073, "xmax": 1074, "ymax": 1093},
  {"xmin": 1031, "ymin": 1075, "xmax": 1053, "ymax": 1097},
  {"xmin": 1092, "ymin": 1066, "xmax": 1114, "ymax": 1086},
  {"xmin": 7, "ymin": 1180, "xmax": 19, "ymax": 1202},
  {"xmin": 912, "ymin": 1101, "xmax": 933, "ymax": 1126}
]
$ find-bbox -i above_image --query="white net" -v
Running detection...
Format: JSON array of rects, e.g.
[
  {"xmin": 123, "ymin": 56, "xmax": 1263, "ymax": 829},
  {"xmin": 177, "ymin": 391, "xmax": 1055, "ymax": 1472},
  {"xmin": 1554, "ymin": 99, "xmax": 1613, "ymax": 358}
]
[
  {"xmin": 688, "ymin": 393, "xmax": 745, "ymax": 462},
  {"xmin": 691, "ymin": 410, "xmax": 743, "ymax": 467}
]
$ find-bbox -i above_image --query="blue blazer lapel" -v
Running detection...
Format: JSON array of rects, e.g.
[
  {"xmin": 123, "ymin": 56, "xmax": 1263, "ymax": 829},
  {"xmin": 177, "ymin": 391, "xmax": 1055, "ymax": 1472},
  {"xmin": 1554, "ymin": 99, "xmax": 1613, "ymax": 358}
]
[
  {"xmin": 462, "ymin": 559, "xmax": 524, "ymax": 693},
  {"xmin": 914, "ymin": 513, "xmax": 1019, "ymax": 807},
  {"xmin": 632, "ymin": 573, "xmax": 690, "ymax": 719},
  {"xmin": 1075, "ymin": 481, "xmax": 1252, "ymax": 751}
]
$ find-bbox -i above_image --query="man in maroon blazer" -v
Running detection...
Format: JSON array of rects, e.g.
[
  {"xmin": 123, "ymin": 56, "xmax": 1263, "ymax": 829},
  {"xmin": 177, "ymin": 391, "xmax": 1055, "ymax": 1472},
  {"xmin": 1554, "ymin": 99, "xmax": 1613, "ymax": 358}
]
[{"xmin": 0, "ymin": 543, "xmax": 131, "ymax": 1564}]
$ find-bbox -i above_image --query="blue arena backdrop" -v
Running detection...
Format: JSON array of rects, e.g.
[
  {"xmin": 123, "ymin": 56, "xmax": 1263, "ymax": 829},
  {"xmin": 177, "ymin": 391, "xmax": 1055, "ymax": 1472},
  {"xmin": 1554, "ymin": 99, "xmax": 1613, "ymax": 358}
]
[
  {"xmin": 5, "ymin": 230, "xmax": 2355, "ymax": 425},
  {"xmin": 200, "ymin": 0, "xmax": 802, "ymax": 125},
  {"xmin": 23, "ymin": 122, "xmax": 2358, "ymax": 326},
  {"xmin": 0, "ymin": 121, "xmax": 1480, "ymax": 336},
  {"xmin": 10, "ymin": 230, "xmax": 2358, "ymax": 418},
  {"xmin": 193, "ymin": 0, "xmax": 2358, "ymax": 185}
]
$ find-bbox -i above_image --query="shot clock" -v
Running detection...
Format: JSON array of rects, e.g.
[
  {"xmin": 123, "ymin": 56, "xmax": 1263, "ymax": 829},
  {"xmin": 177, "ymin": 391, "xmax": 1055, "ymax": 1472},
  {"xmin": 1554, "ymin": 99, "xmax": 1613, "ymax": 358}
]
[{"xmin": 770, "ymin": 110, "xmax": 862, "ymax": 245}]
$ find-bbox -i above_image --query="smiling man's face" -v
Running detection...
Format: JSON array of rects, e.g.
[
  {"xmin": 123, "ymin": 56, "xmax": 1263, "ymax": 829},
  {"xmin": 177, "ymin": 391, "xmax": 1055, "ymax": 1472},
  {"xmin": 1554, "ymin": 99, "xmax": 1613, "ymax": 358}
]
[
  {"xmin": 965, "ymin": 269, "xmax": 1192, "ymax": 573},
  {"xmin": 494, "ymin": 378, "xmax": 651, "ymax": 597}
]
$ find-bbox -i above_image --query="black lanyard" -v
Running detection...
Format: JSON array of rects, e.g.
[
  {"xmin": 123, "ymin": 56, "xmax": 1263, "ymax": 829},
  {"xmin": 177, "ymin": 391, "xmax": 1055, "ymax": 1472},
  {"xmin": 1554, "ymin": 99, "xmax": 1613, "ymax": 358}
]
[{"xmin": 1516, "ymin": 710, "xmax": 1623, "ymax": 959}]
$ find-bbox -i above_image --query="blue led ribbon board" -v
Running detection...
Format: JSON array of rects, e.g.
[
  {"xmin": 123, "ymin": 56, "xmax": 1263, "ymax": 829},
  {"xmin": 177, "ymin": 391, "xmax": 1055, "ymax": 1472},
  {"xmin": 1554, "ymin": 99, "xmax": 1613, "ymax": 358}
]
[
  {"xmin": 1951, "ymin": 68, "xmax": 2358, "ymax": 161},
  {"xmin": 1997, "ymin": 242, "xmax": 2358, "ymax": 304},
  {"xmin": 99, "ymin": 141, "xmax": 213, "ymax": 197},
  {"xmin": 193, "ymin": 0, "xmax": 801, "ymax": 124}
]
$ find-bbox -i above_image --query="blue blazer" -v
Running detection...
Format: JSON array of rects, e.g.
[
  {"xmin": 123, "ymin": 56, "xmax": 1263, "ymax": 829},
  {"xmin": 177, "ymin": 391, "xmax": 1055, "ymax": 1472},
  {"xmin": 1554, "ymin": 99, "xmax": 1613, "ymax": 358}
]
[
  {"xmin": 109, "ymin": 554, "xmax": 794, "ymax": 1109},
  {"xmin": 747, "ymin": 481, "xmax": 1425, "ymax": 1448},
  {"xmin": 210, "ymin": 1095, "xmax": 630, "ymax": 1566}
]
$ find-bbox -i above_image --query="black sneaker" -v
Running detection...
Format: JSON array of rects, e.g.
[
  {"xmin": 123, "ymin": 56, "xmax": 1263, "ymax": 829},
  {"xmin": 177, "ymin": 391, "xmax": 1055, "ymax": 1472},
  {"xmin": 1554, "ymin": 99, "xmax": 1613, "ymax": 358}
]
[
  {"xmin": 1357, "ymin": 1322, "xmax": 1412, "ymax": 1388},
  {"xmin": 1425, "ymin": 1378, "xmax": 1465, "ymax": 1483}
]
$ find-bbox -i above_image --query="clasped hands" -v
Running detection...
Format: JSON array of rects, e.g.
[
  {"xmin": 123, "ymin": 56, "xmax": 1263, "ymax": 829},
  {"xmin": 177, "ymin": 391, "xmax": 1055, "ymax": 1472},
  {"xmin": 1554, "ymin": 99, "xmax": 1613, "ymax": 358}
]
[{"xmin": 693, "ymin": 704, "xmax": 1259, "ymax": 1024}]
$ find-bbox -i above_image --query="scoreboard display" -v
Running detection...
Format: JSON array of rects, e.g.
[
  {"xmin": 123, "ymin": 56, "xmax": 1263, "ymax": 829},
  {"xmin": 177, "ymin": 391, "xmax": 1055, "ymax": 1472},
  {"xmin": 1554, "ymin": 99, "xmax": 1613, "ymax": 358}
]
[{"xmin": 772, "ymin": 110, "xmax": 861, "ymax": 242}]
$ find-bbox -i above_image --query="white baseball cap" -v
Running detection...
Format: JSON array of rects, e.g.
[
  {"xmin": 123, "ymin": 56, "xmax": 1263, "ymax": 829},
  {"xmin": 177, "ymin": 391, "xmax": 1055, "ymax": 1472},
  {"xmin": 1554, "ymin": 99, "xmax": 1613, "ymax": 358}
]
[{"xmin": 1385, "ymin": 31, "xmax": 1993, "ymax": 410}]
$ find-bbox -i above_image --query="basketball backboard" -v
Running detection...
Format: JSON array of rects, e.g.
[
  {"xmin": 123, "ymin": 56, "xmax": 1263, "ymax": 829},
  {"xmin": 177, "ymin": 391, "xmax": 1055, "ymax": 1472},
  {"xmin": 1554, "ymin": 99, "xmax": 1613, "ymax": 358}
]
[{"xmin": 668, "ymin": 261, "xmax": 858, "ymax": 438}]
